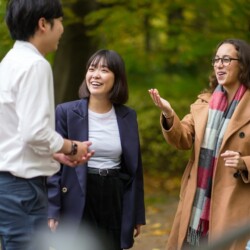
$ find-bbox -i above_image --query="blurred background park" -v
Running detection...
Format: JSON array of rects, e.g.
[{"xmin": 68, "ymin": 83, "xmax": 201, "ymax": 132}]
[{"xmin": 0, "ymin": 1, "xmax": 250, "ymax": 247}]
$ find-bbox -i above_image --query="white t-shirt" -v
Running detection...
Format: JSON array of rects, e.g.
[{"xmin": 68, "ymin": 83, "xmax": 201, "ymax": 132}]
[
  {"xmin": 0, "ymin": 41, "xmax": 64, "ymax": 178},
  {"xmin": 88, "ymin": 106, "xmax": 122, "ymax": 169}
]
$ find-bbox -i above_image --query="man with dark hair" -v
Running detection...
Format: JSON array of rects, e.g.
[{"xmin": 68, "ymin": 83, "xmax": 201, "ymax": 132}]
[{"xmin": 0, "ymin": 1, "xmax": 94, "ymax": 249}]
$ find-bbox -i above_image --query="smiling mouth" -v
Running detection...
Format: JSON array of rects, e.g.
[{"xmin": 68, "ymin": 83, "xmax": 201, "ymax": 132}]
[
  {"xmin": 216, "ymin": 72, "xmax": 226, "ymax": 78},
  {"xmin": 90, "ymin": 81, "xmax": 102, "ymax": 87}
]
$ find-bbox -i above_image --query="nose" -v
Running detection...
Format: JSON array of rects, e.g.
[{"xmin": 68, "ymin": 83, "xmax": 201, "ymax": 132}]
[{"xmin": 92, "ymin": 69, "xmax": 100, "ymax": 78}]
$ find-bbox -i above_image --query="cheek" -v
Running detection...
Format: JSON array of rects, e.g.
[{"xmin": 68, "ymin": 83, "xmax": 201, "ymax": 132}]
[
  {"xmin": 85, "ymin": 74, "xmax": 91, "ymax": 83},
  {"xmin": 230, "ymin": 70, "xmax": 239, "ymax": 81},
  {"xmin": 108, "ymin": 75, "xmax": 115, "ymax": 85},
  {"xmin": 108, "ymin": 80, "xmax": 115, "ymax": 90},
  {"xmin": 60, "ymin": 24, "xmax": 64, "ymax": 34}
]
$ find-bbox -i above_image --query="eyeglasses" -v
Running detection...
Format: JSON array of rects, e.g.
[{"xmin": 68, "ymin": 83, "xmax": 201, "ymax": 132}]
[{"xmin": 211, "ymin": 56, "xmax": 240, "ymax": 67}]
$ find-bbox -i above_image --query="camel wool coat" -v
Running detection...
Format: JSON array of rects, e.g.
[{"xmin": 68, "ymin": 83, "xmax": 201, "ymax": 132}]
[{"xmin": 162, "ymin": 90, "xmax": 250, "ymax": 250}]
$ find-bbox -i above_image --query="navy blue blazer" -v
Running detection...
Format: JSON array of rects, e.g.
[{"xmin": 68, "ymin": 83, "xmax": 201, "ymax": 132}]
[{"xmin": 47, "ymin": 98, "xmax": 145, "ymax": 249}]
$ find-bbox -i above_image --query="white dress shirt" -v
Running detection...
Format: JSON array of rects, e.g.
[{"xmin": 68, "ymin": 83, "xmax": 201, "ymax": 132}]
[{"xmin": 0, "ymin": 41, "xmax": 64, "ymax": 178}]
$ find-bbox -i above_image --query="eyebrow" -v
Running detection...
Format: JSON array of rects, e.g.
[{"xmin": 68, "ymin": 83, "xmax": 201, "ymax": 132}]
[{"xmin": 215, "ymin": 54, "xmax": 235, "ymax": 57}]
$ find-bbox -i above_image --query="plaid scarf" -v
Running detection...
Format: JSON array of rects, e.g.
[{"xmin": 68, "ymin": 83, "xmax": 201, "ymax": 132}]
[{"xmin": 187, "ymin": 84, "xmax": 246, "ymax": 246}]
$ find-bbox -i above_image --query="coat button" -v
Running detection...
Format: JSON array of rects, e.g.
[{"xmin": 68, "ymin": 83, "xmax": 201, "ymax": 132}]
[
  {"xmin": 62, "ymin": 187, "xmax": 68, "ymax": 193},
  {"xmin": 239, "ymin": 132, "xmax": 245, "ymax": 138}
]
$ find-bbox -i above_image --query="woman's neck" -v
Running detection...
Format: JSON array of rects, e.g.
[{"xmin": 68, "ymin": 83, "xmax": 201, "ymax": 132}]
[
  {"xmin": 224, "ymin": 83, "xmax": 241, "ymax": 104},
  {"xmin": 88, "ymin": 97, "xmax": 113, "ymax": 113}
]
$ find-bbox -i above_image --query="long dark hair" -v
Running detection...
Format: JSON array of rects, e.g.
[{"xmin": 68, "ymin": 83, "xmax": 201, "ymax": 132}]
[{"xmin": 78, "ymin": 49, "xmax": 129, "ymax": 104}]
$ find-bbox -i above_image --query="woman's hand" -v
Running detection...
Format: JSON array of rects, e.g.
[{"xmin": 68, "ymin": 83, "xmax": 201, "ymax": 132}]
[
  {"xmin": 221, "ymin": 150, "xmax": 247, "ymax": 171},
  {"xmin": 148, "ymin": 88, "xmax": 173, "ymax": 116},
  {"xmin": 53, "ymin": 153, "xmax": 79, "ymax": 167},
  {"xmin": 54, "ymin": 141, "xmax": 95, "ymax": 167},
  {"xmin": 134, "ymin": 224, "xmax": 142, "ymax": 237},
  {"xmin": 48, "ymin": 218, "xmax": 59, "ymax": 232}
]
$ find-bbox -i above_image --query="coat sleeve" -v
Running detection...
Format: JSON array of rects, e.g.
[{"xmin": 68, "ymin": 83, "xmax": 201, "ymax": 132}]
[
  {"xmin": 240, "ymin": 156, "xmax": 250, "ymax": 183},
  {"xmin": 160, "ymin": 95, "xmax": 210, "ymax": 151},
  {"xmin": 161, "ymin": 111, "xmax": 195, "ymax": 150}
]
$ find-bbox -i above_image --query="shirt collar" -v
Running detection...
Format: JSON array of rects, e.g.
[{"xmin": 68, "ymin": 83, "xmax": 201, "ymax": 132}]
[{"xmin": 14, "ymin": 40, "xmax": 43, "ymax": 57}]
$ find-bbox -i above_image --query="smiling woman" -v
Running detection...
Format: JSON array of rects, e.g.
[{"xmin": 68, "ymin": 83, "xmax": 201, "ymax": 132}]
[
  {"xmin": 85, "ymin": 58, "xmax": 115, "ymax": 104},
  {"xmin": 79, "ymin": 49, "xmax": 129, "ymax": 105},
  {"xmin": 47, "ymin": 49, "xmax": 146, "ymax": 250},
  {"xmin": 211, "ymin": 43, "xmax": 242, "ymax": 103},
  {"xmin": 148, "ymin": 38, "xmax": 250, "ymax": 250}
]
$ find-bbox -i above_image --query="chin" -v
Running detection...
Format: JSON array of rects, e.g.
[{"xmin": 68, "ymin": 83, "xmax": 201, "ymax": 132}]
[{"xmin": 218, "ymin": 81, "xmax": 226, "ymax": 86}]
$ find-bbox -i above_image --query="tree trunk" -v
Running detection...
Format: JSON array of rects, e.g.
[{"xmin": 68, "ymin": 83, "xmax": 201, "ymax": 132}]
[{"xmin": 53, "ymin": 0, "xmax": 98, "ymax": 105}]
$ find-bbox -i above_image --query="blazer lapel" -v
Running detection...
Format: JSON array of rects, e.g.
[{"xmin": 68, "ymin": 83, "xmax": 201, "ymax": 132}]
[
  {"xmin": 69, "ymin": 99, "xmax": 88, "ymax": 141},
  {"xmin": 70, "ymin": 99, "xmax": 89, "ymax": 193}
]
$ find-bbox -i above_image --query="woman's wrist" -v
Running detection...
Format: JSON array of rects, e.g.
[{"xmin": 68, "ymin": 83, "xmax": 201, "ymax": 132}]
[{"xmin": 162, "ymin": 109, "xmax": 174, "ymax": 119}]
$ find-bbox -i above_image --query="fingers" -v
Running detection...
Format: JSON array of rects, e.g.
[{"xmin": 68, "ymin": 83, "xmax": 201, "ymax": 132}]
[
  {"xmin": 48, "ymin": 219, "xmax": 58, "ymax": 232},
  {"xmin": 221, "ymin": 150, "xmax": 239, "ymax": 157},
  {"xmin": 134, "ymin": 225, "xmax": 141, "ymax": 237},
  {"xmin": 148, "ymin": 89, "xmax": 173, "ymax": 115},
  {"xmin": 54, "ymin": 143, "xmax": 95, "ymax": 167},
  {"xmin": 148, "ymin": 89, "xmax": 161, "ymax": 106},
  {"xmin": 220, "ymin": 150, "xmax": 246, "ymax": 170},
  {"xmin": 83, "ymin": 141, "xmax": 92, "ymax": 147},
  {"xmin": 78, "ymin": 150, "xmax": 95, "ymax": 164},
  {"xmin": 134, "ymin": 229, "xmax": 139, "ymax": 237},
  {"xmin": 66, "ymin": 150, "xmax": 95, "ymax": 166},
  {"xmin": 220, "ymin": 151, "xmax": 240, "ymax": 162}
]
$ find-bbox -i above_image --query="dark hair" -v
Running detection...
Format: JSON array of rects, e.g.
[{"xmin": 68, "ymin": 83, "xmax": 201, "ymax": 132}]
[
  {"xmin": 78, "ymin": 49, "xmax": 129, "ymax": 104},
  {"xmin": 5, "ymin": 0, "xmax": 63, "ymax": 41},
  {"xmin": 209, "ymin": 38, "xmax": 250, "ymax": 91}
]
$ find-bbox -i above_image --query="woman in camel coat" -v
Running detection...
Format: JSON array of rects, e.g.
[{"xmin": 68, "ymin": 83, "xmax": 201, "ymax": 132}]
[{"xmin": 149, "ymin": 38, "xmax": 250, "ymax": 250}]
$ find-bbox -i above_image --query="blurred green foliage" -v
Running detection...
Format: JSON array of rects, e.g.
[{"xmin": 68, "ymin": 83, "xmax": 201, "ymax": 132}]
[
  {"xmin": 0, "ymin": 0, "xmax": 12, "ymax": 59},
  {"xmin": 127, "ymin": 73, "xmax": 198, "ymax": 180},
  {"xmin": 0, "ymin": 0, "xmax": 250, "ymax": 185},
  {"xmin": 81, "ymin": 0, "xmax": 250, "ymax": 180}
]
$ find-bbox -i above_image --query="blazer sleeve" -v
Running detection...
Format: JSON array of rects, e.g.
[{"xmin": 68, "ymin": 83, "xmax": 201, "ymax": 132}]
[
  {"xmin": 130, "ymin": 111, "xmax": 146, "ymax": 225},
  {"xmin": 135, "ymin": 140, "xmax": 146, "ymax": 225}
]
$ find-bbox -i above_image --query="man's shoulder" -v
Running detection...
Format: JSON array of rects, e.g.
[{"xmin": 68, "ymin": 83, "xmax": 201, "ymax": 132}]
[{"xmin": 1, "ymin": 43, "xmax": 48, "ymax": 70}]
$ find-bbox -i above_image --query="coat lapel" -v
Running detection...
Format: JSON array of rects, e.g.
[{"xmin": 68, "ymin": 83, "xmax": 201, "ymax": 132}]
[
  {"xmin": 221, "ymin": 90, "xmax": 250, "ymax": 149},
  {"xmin": 191, "ymin": 90, "xmax": 250, "ymax": 155}
]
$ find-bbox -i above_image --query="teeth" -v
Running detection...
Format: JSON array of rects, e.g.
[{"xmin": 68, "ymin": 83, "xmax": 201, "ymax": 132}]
[{"xmin": 91, "ymin": 82, "xmax": 101, "ymax": 86}]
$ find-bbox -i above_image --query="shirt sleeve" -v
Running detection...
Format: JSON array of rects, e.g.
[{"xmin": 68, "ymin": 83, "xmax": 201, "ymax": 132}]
[{"xmin": 16, "ymin": 59, "xmax": 63, "ymax": 155}]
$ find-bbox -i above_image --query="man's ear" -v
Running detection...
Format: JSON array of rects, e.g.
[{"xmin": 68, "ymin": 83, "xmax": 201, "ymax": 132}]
[{"xmin": 37, "ymin": 17, "xmax": 48, "ymax": 32}]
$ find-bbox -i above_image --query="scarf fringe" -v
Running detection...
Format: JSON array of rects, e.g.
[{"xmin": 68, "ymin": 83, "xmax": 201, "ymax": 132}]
[{"xmin": 187, "ymin": 227, "xmax": 202, "ymax": 246}]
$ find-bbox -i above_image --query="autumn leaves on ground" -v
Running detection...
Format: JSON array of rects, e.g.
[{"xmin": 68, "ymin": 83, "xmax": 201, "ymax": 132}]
[{"xmin": 132, "ymin": 174, "xmax": 179, "ymax": 250}]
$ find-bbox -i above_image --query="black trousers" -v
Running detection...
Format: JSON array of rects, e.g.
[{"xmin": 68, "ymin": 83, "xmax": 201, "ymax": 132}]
[{"xmin": 82, "ymin": 174, "xmax": 125, "ymax": 250}]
